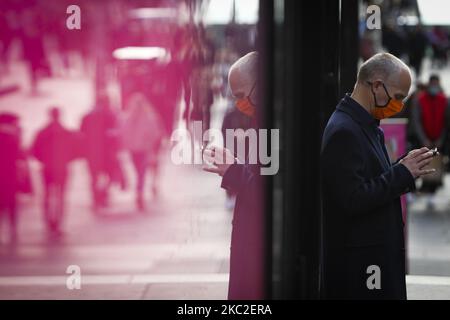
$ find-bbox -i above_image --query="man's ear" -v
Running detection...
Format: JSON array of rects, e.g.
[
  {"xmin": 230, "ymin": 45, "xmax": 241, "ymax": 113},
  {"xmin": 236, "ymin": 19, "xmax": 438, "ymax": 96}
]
[{"xmin": 372, "ymin": 79, "xmax": 383, "ymax": 89}]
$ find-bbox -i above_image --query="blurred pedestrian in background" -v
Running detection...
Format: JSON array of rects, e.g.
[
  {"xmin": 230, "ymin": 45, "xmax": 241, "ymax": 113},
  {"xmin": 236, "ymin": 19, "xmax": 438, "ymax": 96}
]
[
  {"xmin": 428, "ymin": 27, "xmax": 449, "ymax": 69},
  {"xmin": 21, "ymin": 4, "xmax": 50, "ymax": 95},
  {"xmin": 80, "ymin": 95, "xmax": 123, "ymax": 212},
  {"xmin": 382, "ymin": 22, "xmax": 406, "ymax": 60},
  {"xmin": 0, "ymin": 113, "xmax": 22, "ymax": 243},
  {"xmin": 180, "ymin": 24, "xmax": 215, "ymax": 147},
  {"xmin": 31, "ymin": 107, "xmax": 76, "ymax": 237},
  {"xmin": 407, "ymin": 25, "xmax": 428, "ymax": 78},
  {"xmin": 121, "ymin": 93, "xmax": 164, "ymax": 211},
  {"xmin": 411, "ymin": 74, "xmax": 450, "ymax": 197},
  {"xmin": 412, "ymin": 75, "xmax": 449, "ymax": 151}
]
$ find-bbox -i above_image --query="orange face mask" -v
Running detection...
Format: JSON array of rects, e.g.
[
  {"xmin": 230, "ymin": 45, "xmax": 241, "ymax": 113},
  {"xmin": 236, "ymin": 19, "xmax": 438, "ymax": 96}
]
[
  {"xmin": 371, "ymin": 99, "xmax": 404, "ymax": 120},
  {"xmin": 235, "ymin": 83, "xmax": 256, "ymax": 117},
  {"xmin": 368, "ymin": 82, "xmax": 404, "ymax": 120}
]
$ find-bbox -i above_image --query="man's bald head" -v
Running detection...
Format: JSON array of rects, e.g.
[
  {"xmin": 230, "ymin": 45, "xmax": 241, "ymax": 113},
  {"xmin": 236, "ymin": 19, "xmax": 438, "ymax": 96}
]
[
  {"xmin": 357, "ymin": 52, "xmax": 411, "ymax": 85},
  {"xmin": 228, "ymin": 51, "xmax": 258, "ymax": 100}
]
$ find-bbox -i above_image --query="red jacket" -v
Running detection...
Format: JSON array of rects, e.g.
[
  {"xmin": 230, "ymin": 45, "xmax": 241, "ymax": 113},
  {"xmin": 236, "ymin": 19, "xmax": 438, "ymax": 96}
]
[{"xmin": 418, "ymin": 91, "xmax": 447, "ymax": 141}]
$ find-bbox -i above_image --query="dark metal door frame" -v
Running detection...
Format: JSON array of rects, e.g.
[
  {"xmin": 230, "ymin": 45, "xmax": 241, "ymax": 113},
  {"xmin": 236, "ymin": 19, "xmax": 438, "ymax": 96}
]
[{"xmin": 259, "ymin": 0, "xmax": 359, "ymax": 299}]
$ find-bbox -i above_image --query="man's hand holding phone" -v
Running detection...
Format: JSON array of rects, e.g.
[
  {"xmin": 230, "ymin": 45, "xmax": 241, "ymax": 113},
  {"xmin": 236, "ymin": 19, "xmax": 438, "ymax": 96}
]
[
  {"xmin": 202, "ymin": 145, "xmax": 237, "ymax": 176},
  {"xmin": 399, "ymin": 147, "xmax": 438, "ymax": 179}
]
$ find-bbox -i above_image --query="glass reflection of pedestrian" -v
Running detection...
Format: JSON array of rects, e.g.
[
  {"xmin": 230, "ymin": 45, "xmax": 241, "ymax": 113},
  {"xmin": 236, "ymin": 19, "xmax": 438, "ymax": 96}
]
[
  {"xmin": 80, "ymin": 95, "xmax": 121, "ymax": 211},
  {"xmin": 31, "ymin": 108, "xmax": 75, "ymax": 237},
  {"xmin": 121, "ymin": 93, "xmax": 164, "ymax": 211},
  {"xmin": 21, "ymin": 5, "xmax": 49, "ymax": 95},
  {"xmin": 203, "ymin": 52, "xmax": 265, "ymax": 300},
  {"xmin": 0, "ymin": 113, "xmax": 22, "ymax": 243}
]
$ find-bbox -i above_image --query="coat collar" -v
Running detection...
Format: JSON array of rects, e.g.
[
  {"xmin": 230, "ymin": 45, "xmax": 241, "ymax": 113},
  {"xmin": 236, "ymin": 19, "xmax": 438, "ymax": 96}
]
[
  {"xmin": 337, "ymin": 94, "xmax": 391, "ymax": 169},
  {"xmin": 336, "ymin": 94, "xmax": 380, "ymax": 129}
]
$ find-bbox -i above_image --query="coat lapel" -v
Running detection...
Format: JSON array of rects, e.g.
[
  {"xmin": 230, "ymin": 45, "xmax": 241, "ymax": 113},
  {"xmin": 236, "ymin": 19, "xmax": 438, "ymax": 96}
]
[
  {"xmin": 336, "ymin": 98, "xmax": 391, "ymax": 171},
  {"xmin": 359, "ymin": 126, "xmax": 390, "ymax": 170}
]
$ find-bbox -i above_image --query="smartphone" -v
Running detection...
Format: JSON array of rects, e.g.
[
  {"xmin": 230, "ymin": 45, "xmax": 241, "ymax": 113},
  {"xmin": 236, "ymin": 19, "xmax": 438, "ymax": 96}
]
[{"xmin": 432, "ymin": 147, "xmax": 439, "ymax": 157}]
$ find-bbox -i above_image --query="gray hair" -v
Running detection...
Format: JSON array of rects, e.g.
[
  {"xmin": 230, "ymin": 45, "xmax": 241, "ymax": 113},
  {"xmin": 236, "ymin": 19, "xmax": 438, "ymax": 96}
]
[{"xmin": 357, "ymin": 52, "xmax": 409, "ymax": 84}]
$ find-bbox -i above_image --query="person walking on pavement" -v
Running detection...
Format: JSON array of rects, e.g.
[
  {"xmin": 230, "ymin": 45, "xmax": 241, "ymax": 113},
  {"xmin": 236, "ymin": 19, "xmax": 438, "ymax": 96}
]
[
  {"xmin": 203, "ymin": 52, "xmax": 265, "ymax": 299},
  {"xmin": 31, "ymin": 107, "xmax": 76, "ymax": 237},
  {"xmin": 321, "ymin": 52, "xmax": 437, "ymax": 299},
  {"xmin": 80, "ymin": 95, "xmax": 122, "ymax": 211},
  {"xmin": 0, "ymin": 113, "xmax": 22, "ymax": 243},
  {"xmin": 120, "ymin": 93, "xmax": 164, "ymax": 211}
]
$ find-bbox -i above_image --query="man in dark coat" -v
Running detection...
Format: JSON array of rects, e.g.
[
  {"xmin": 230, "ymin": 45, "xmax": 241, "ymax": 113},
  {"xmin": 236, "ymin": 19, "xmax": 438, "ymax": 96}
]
[
  {"xmin": 203, "ymin": 52, "xmax": 265, "ymax": 299},
  {"xmin": 321, "ymin": 52, "xmax": 436, "ymax": 299},
  {"xmin": 80, "ymin": 96, "xmax": 121, "ymax": 210},
  {"xmin": 32, "ymin": 107, "xmax": 75, "ymax": 236}
]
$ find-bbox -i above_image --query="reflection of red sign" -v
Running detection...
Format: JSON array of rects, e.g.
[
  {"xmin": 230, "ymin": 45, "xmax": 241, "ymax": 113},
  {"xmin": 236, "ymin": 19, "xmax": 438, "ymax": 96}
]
[
  {"xmin": 381, "ymin": 118, "xmax": 409, "ymax": 271},
  {"xmin": 381, "ymin": 118, "xmax": 407, "ymax": 162}
]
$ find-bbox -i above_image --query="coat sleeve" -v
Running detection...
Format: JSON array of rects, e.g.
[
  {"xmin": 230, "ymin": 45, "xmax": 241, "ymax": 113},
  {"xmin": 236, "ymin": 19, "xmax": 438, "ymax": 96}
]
[
  {"xmin": 221, "ymin": 163, "xmax": 255, "ymax": 194},
  {"xmin": 321, "ymin": 128, "xmax": 415, "ymax": 216}
]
